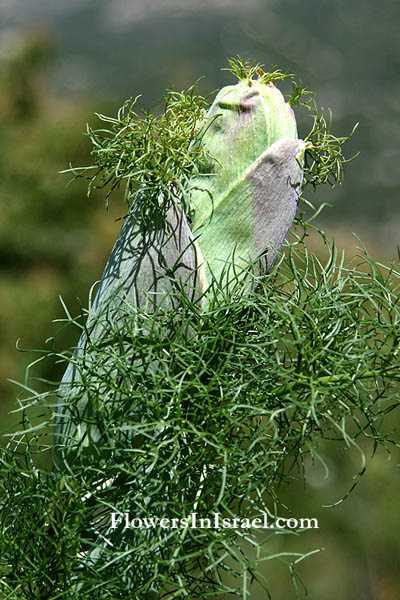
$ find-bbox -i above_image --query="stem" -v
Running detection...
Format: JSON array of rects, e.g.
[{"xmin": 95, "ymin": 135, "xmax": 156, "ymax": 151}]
[{"xmin": 272, "ymin": 369, "xmax": 400, "ymax": 397}]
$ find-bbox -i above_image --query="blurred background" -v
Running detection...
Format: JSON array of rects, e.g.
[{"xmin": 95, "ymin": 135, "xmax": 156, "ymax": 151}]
[{"xmin": 0, "ymin": 0, "xmax": 399, "ymax": 598}]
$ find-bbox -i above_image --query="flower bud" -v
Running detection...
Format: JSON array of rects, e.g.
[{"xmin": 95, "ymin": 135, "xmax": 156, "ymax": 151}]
[
  {"xmin": 190, "ymin": 78, "xmax": 307, "ymax": 289},
  {"xmin": 54, "ymin": 75, "xmax": 307, "ymax": 465}
]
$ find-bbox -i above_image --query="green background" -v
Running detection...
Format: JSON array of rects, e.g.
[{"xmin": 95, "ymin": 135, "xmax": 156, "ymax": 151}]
[{"xmin": 0, "ymin": 1, "xmax": 399, "ymax": 598}]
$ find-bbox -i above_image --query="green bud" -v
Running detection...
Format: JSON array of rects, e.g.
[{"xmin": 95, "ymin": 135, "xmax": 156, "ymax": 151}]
[
  {"xmin": 190, "ymin": 77, "xmax": 307, "ymax": 289},
  {"xmin": 54, "ymin": 75, "xmax": 307, "ymax": 465}
]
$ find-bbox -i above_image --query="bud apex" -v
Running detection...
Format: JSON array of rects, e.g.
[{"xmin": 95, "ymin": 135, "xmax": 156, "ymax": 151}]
[{"xmin": 190, "ymin": 77, "xmax": 306, "ymax": 289}]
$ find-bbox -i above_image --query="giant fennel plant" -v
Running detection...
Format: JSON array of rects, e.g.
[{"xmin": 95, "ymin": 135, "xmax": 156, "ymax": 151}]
[{"xmin": 0, "ymin": 58, "xmax": 399, "ymax": 599}]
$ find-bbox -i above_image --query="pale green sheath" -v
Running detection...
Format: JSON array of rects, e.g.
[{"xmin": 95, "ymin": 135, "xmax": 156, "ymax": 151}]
[
  {"xmin": 54, "ymin": 200, "xmax": 201, "ymax": 465},
  {"xmin": 190, "ymin": 78, "xmax": 307, "ymax": 288}
]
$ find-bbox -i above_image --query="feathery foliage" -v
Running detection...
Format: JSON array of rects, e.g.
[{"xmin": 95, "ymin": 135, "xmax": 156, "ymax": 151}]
[{"xmin": 1, "ymin": 57, "xmax": 398, "ymax": 599}]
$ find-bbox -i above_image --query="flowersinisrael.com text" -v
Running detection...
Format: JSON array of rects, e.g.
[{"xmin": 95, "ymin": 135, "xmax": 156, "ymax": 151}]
[{"xmin": 110, "ymin": 512, "xmax": 319, "ymax": 531}]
